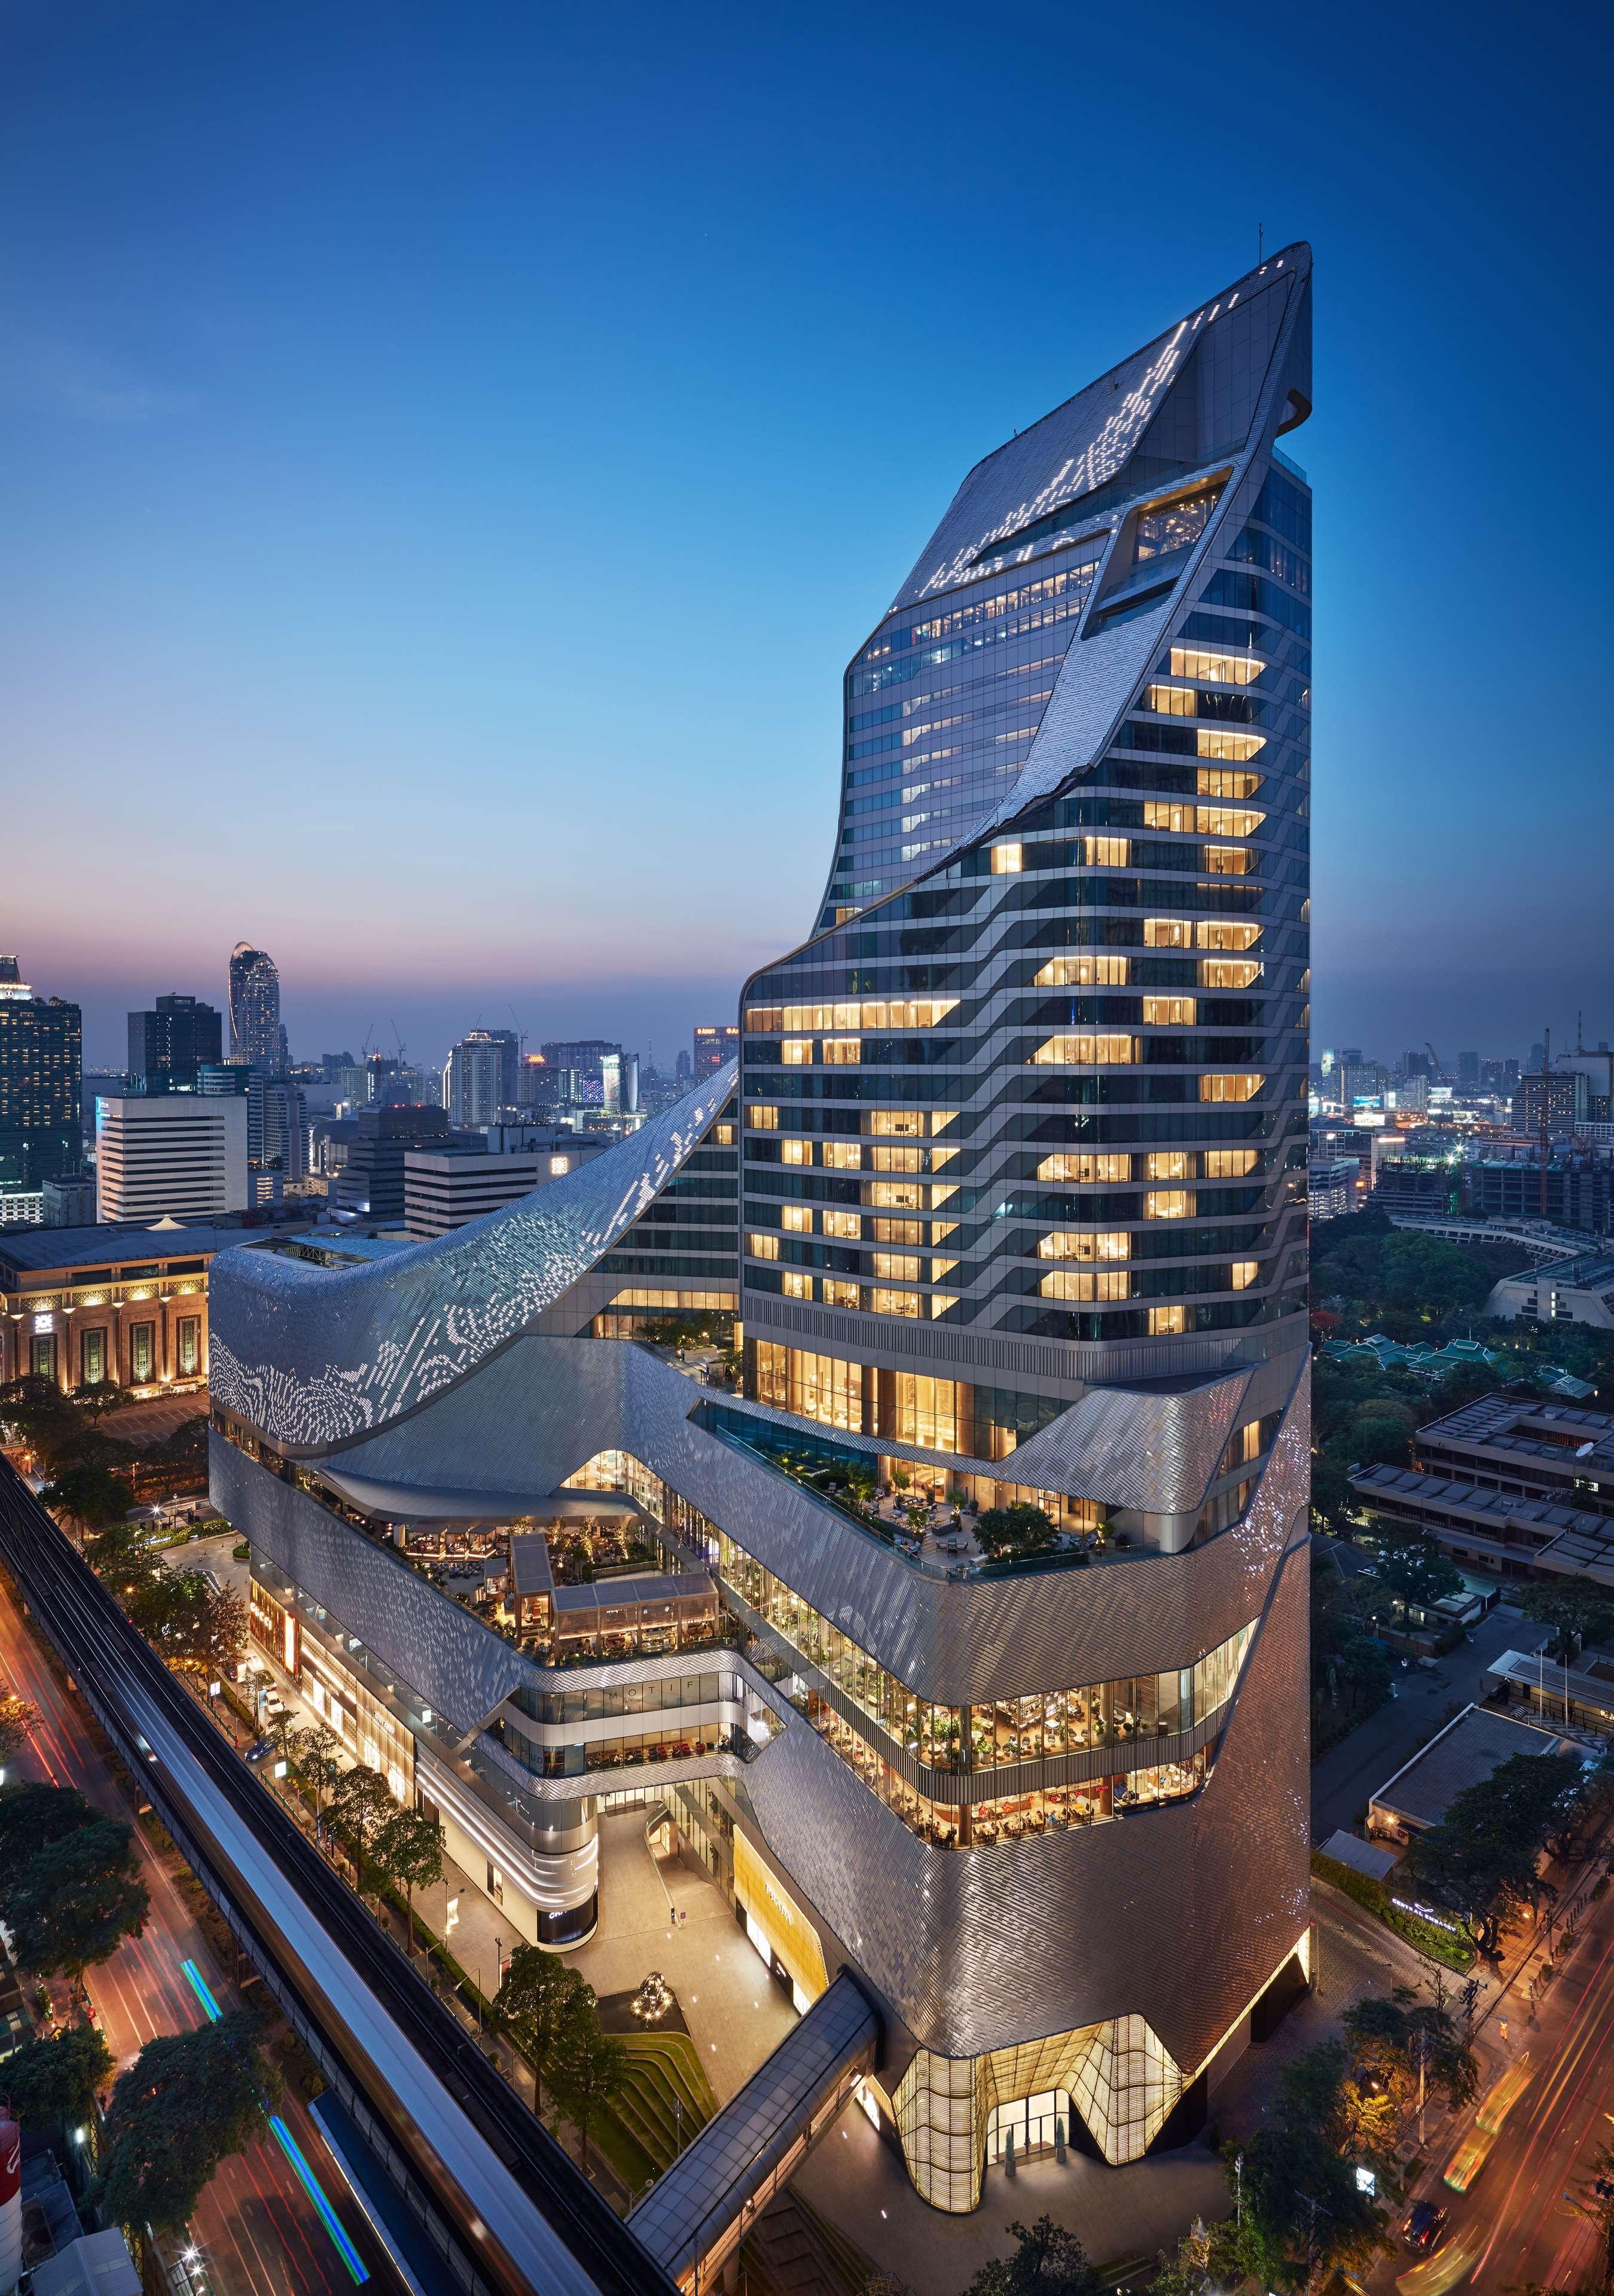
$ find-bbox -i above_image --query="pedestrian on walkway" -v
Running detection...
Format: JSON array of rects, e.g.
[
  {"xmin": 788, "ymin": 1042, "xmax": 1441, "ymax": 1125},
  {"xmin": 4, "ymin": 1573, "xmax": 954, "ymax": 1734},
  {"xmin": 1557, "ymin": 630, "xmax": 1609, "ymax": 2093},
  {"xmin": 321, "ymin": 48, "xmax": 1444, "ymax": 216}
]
[{"xmin": 1499, "ymin": 2017, "xmax": 1509, "ymax": 2042}]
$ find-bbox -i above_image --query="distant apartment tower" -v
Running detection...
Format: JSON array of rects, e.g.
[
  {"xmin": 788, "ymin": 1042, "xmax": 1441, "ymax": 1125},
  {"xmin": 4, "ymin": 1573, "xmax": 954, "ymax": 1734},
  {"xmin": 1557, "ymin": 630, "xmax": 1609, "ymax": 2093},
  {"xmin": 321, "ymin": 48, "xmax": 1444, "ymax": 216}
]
[
  {"xmin": 1308, "ymin": 1157, "xmax": 1359, "ymax": 1221},
  {"xmin": 1456, "ymin": 1051, "xmax": 1481, "ymax": 1088},
  {"xmin": 692, "ymin": 1024, "xmax": 739, "ymax": 1080},
  {"xmin": 0, "ymin": 955, "xmax": 83, "ymax": 1201},
  {"xmin": 227, "ymin": 944, "xmax": 286, "ymax": 1073},
  {"xmin": 1514, "ymin": 1071, "xmax": 1588, "ymax": 1137},
  {"xmin": 96, "ymin": 1094, "xmax": 248, "ymax": 1222},
  {"xmin": 127, "ymin": 993, "xmax": 223, "ymax": 1093},
  {"xmin": 445, "ymin": 1031, "xmax": 508, "ymax": 1128}
]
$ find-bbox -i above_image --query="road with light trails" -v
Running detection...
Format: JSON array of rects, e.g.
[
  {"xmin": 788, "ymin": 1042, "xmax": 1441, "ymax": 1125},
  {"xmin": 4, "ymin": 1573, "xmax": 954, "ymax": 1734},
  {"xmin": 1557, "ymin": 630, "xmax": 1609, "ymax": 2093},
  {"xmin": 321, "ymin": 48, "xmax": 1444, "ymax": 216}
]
[
  {"xmin": 1378, "ymin": 1858, "xmax": 1614, "ymax": 2295},
  {"xmin": 0, "ymin": 1563, "xmax": 400, "ymax": 2296}
]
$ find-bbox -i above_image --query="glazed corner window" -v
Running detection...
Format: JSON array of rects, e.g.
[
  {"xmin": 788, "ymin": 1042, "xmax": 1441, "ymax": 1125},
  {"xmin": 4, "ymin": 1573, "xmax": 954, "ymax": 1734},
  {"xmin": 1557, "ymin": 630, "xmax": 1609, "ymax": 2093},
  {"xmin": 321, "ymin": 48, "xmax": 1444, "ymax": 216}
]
[
  {"xmin": 781, "ymin": 1138, "xmax": 810, "ymax": 1165},
  {"xmin": 1197, "ymin": 919, "xmax": 1261, "ymax": 951},
  {"xmin": 1204, "ymin": 1148, "xmax": 1259, "ymax": 1178},
  {"xmin": 1144, "ymin": 801, "xmax": 1193, "ymax": 831},
  {"xmin": 1035, "ymin": 953, "xmax": 1130, "ymax": 987},
  {"xmin": 1145, "ymin": 683, "xmax": 1195, "ymax": 716},
  {"xmin": 1171, "ymin": 645, "xmax": 1263, "ymax": 685},
  {"xmin": 1032, "ymin": 1033, "xmax": 1137, "ymax": 1067},
  {"xmin": 1144, "ymin": 917, "xmax": 1191, "ymax": 948},
  {"xmin": 1203, "ymin": 845, "xmax": 1253, "ymax": 875},
  {"xmin": 1038, "ymin": 1151, "xmax": 1131, "ymax": 1183},
  {"xmin": 1085, "ymin": 836, "xmax": 1130, "ymax": 867},
  {"xmin": 1197, "ymin": 767, "xmax": 1262, "ymax": 800},
  {"xmin": 747, "ymin": 1103, "xmax": 780, "ymax": 1129},
  {"xmin": 990, "ymin": 843, "xmax": 1023, "ymax": 873},
  {"xmin": 747, "ymin": 1232, "xmax": 781, "ymax": 1260},
  {"xmin": 1200, "ymin": 958, "xmax": 1261, "ymax": 989},
  {"xmin": 821, "ymin": 1038, "xmax": 862, "ymax": 1065},
  {"xmin": 745, "ymin": 1006, "xmax": 783, "ymax": 1032},
  {"xmin": 1134, "ymin": 488, "xmax": 1218, "ymax": 563},
  {"xmin": 782, "ymin": 1205, "xmax": 812, "ymax": 1233},
  {"xmin": 822, "ymin": 1209, "xmax": 861, "ymax": 1239},
  {"xmin": 1040, "ymin": 1268, "xmax": 1130, "ymax": 1301},
  {"xmin": 1038, "ymin": 1230, "xmax": 1131, "ymax": 1263},
  {"xmin": 1145, "ymin": 1190, "xmax": 1194, "ymax": 1220},
  {"xmin": 1198, "ymin": 728, "xmax": 1265, "ymax": 762},
  {"xmin": 1230, "ymin": 1260, "xmax": 1261, "ymax": 1290},
  {"xmin": 1149, "ymin": 1304, "xmax": 1187, "ymax": 1335},
  {"xmin": 782, "ymin": 1272, "xmax": 811, "ymax": 1299},
  {"xmin": 1198, "ymin": 806, "xmax": 1262, "ymax": 837},
  {"xmin": 1200, "ymin": 1074, "xmax": 1263, "ymax": 1103},
  {"xmin": 1143, "ymin": 996, "xmax": 1196, "ymax": 1026},
  {"xmin": 781, "ymin": 1040, "xmax": 813, "ymax": 1065}
]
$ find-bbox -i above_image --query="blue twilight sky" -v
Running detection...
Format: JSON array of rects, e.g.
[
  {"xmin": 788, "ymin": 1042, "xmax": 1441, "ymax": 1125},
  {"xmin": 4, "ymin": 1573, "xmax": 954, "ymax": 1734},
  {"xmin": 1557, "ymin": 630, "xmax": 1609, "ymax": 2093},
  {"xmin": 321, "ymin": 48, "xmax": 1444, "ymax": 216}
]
[{"xmin": 5, "ymin": 0, "xmax": 1611, "ymax": 1075}]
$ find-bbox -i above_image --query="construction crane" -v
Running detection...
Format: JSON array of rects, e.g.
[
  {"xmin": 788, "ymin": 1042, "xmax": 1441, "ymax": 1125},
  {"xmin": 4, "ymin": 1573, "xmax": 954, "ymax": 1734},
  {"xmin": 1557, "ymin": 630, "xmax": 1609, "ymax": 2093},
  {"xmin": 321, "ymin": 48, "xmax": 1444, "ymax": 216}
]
[{"xmin": 1425, "ymin": 1041, "xmax": 1446, "ymax": 1082}]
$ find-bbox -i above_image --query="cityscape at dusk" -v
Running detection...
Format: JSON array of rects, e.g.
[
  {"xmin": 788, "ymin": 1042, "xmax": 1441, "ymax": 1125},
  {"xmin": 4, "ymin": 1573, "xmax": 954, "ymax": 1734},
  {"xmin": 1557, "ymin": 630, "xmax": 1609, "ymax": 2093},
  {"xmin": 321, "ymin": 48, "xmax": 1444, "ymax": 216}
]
[{"xmin": 3, "ymin": 8, "xmax": 1613, "ymax": 2296}]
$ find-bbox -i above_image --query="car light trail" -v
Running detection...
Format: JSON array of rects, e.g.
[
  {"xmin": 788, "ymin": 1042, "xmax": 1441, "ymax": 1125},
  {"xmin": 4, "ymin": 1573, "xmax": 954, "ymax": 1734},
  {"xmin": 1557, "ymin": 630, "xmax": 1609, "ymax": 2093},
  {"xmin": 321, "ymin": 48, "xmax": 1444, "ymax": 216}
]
[{"xmin": 180, "ymin": 1958, "xmax": 223, "ymax": 2021}]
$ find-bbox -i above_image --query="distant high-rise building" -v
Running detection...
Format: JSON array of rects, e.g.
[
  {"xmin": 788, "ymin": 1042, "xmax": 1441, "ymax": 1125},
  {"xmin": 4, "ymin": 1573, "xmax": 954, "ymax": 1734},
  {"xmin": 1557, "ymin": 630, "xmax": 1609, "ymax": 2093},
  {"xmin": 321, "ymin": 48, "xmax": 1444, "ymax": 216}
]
[
  {"xmin": 446, "ymin": 1031, "xmax": 508, "ymax": 1129},
  {"xmin": 1402, "ymin": 1050, "xmax": 1434, "ymax": 1081},
  {"xmin": 539, "ymin": 1040, "xmax": 620, "ymax": 1108},
  {"xmin": 1456, "ymin": 1050, "xmax": 1481, "ymax": 1088},
  {"xmin": 319, "ymin": 1051, "xmax": 358, "ymax": 1084},
  {"xmin": 692, "ymin": 1024, "xmax": 739, "ymax": 1080},
  {"xmin": 1338, "ymin": 1047, "xmax": 1363, "ymax": 1067},
  {"xmin": 227, "ymin": 944, "xmax": 285, "ymax": 1073},
  {"xmin": 96, "ymin": 1093, "xmax": 248, "ymax": 1222},
  {"xmin": 331, "ymin": 1105, "xmax": 452, "ymax": 1225},
  {"xmin": 674, "ymin": 1049, "xmax": 692, "ymax": 1085},
  {"xmin": 42, "ymin": 1173, "xmax": 97, "ymax": 1227},
  {"xmin": 600, "ymin": 1051, "xmax": 639, "ymax": 1116},
  {"xmin": 127, "ymin": 993, "xmax": 223, "ymax": 1093},
  {"xmin": 1513, "ymin": 1071, "xmax": 1589, "ymax": 1137},
  {"xmin": 0, "ymin": 954, "xmax": 82, "ymax": 1202}
]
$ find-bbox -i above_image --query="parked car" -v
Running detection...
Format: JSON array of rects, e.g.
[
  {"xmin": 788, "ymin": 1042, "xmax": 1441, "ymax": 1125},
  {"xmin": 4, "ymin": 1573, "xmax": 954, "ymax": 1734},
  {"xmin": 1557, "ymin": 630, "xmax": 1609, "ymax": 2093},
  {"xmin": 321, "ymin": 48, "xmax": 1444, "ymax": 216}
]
[{"xmin": 1402, "ymin": 2200, "xmax": 1448, "ymax": 2252}]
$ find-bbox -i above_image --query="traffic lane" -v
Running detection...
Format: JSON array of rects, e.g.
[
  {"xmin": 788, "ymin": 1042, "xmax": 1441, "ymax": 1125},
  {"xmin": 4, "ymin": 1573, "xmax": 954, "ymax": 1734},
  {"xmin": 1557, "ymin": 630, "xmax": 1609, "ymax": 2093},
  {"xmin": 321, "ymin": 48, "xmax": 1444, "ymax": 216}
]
[{"xmin": 0, "ymin": 1571, "xmax": 394, "ymax": 2296}]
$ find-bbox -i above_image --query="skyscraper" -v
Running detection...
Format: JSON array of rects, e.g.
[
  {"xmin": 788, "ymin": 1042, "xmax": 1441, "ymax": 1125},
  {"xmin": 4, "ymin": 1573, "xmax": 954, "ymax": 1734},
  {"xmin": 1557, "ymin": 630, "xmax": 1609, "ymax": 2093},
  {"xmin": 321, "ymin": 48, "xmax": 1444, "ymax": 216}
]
[
  {"xmin": 209, "ymin": 246, "xmax": 1314, "ymax": 2249},
  {"xmin": 692, "ymin": 1024, "xmax": 740, "ymax": 1080},
  {"xmin": 227, "ymin": 944, "xmax": 286, "ymax": 1073},
  {"xmin": 127, "ymin": 993, "xmax": 223, "ymax": 1093},
  {"xmin": 0, "ymin": 954, "xmax": 83, "ymax": 1200},
  {"xmin": 444, "ymin": 1030, "xmax": 507, "ymax": 1128}
]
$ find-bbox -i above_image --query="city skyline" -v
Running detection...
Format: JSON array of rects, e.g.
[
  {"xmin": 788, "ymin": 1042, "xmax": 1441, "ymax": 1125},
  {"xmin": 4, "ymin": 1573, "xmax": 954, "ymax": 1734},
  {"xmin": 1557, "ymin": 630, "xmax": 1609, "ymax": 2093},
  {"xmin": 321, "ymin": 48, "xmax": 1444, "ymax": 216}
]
[{"xmin": 5, "ymin": 2, "xmax": 1610, "ymax": 1068}]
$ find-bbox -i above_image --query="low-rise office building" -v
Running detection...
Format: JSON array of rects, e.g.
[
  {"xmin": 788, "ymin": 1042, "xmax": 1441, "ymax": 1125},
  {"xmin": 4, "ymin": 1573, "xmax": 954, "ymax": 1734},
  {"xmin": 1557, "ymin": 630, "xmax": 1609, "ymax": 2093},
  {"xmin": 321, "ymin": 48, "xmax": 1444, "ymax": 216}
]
[
  {"xmin": 1307, "ymin": 1157, "xmax": 1357, "ymax": 1221},
  {"xmin": 95, "ymin": 1093, "xmax": 248, "ymax": 1223},
  {"xmin": 402, "ymin": 1136, "xmax": 609, "ymax": 1240},
  {"xmin": 1486, "ymin": 1249, "xmax": 1614, "ymax": 1330}
]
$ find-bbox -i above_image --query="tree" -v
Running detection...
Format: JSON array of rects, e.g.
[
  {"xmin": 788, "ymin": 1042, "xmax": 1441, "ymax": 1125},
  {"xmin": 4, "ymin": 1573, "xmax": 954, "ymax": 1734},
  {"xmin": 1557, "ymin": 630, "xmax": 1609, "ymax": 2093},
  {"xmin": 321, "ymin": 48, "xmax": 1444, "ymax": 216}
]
[
  {"xmin": 98, "ymin": 2012, "xmax": 279, "ymax": 2233},
  {"xmin": 1225, "ymin": 2042, "xmax": 1390, "ymax": 2289},
  {"xmin": 1378, "ymin": 1232, "xmax": 1493, "ymax": 1316},
  {"xmin": 1309, "ymin": 1455, "xmax": 1356, "ymax": 1535},
  {"xmin": 83, "ymin": 1518, "xmax": 160, "ymax": 1582},
  {"xmin": 497, "ymin": 1946, "xmax": 594, "ymax": 2118},
  {"xmin": 42, "ymin": 1462, "xmax": 131, "ymax": 1536},
  {"xmin": 1570, "ymin": 2138, "xmax": 1614, "ymax": 2296},
  {"xmin": 0, "ymin": 1781, "xmax": 95, "ymax": 1863},
  {"xmin": 1348, "ymin": 1413, "xmax": 1416, "ymax": 1469},
  {"xmin": 0, "ymin": 1693, "xmax": 39, "ymax": 1766},
  {"xmin": 1404, "ymin": 1751, "xmax": 1584, "ymax": 1955},
  {"xmin": 1340, "ymin": 1989, "xmax": 1477, "ymax": 2164},
  {"xmin": 0, "ymin": 2024, "xmax": 114, "ymax": 2128},
  {"xmin": 1519, "ymin": 1582, "xmax": 1614, "ymax": 1664},
  {"xmin": 1370, "ymin": 1532, "xmax": 1465, "ymax": 1613},
  {"xmin": 548, "ymin": 2011, "xmax": 627, "ymax": 2180},
  {"xmin": 374, "ymin": 1807, "xmax": 443, "ymax": 1948},
  {"xmin": 2, "ymin": 1817, "xmax": 150, "ymax": 1981},
  {"xmin": 962, "ymin": 2215, "xmax": 1102, "ymax": 2296},
  {"xmin": 976, "ymin": 1504, "xmax": 1058, "ymax": 1562},
  {"xmin": 129, "ymin": 1574, "xmax": 246, "ymax": 1676},
  {"xmin": 294, "ymin": 1722, "xmax": 343, "ymax": 1835},
  {"xmin": 328, "ymin": 1765, "xmax": 396, "ymax": 1895}
]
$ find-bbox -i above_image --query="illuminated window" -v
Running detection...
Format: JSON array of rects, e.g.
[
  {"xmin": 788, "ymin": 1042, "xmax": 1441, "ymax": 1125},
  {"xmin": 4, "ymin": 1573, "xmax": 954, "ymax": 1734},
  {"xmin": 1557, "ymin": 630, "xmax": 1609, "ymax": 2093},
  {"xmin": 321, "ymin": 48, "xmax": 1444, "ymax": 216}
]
[
  {"xmin": 869, "ymin": 1109, "xmax": 927, "ymax": 1136},
  {"xmin": 1144, "ymin": 918, "xmax": 1191, "ymax": 947},
  {"xmin": 822, "ymin": 1209, "xmax": 861, "ymax": 1239},
  {"xmin": 745, "ymin": 1006, "xmax": 783, "ymax": 1032},
  {"xmin": 1204, "ymin": 1148, "xmax": 1259, "ymax": 1178},
  {"xmin": 748, "ymin": 1103, "xmax": 780, "ymax": 1129},
  {"xmin": 1197, "ymin": 806, "xmax": 1262, "ymax": 837},
  {"xmin": 1134, "ymin": 489, "xmax": 1218, "ymax": 562},
  {"xmin": 1203, "ymin": 845, "xmax": 1252, "ymax": 874},
  {"xmin": 822, "ymin": 1038, "xmax": 861, "ymax": 1065},
  {"xmin": 1200, "ymin": 959, "xmax": 1261, "ymax": 988},
  {"xmin": 822, "ymin": 1279, "xmax": 861, "ymax": 1309},
  {"xmin": 822, "ymin": 1141, "xmax": 862, "ymax": 1169},
  {"xmin": 1144, "ymin": 801, "xmax": 1193, "ymax": 831},
  {"xmin": 1146, "ymin": 1151, "xmax": 1192, "ymax": 1181},
  {"xmin": 1196, "ymin": 919, "xmax": 1261, "ymax": 950},
  {"xmin": 866, "ymin": 1179, "xmax": 924, "ymax": 1209},
  {"xmin": 1143, "ymin": 996, "xmax": 1196, "ymax": 1026},
  {"xmin": 1085, "ymin": 836, "xmax": 1130, "ymax": 867},
  {"xmin": 869, "ymin": 1144, "xmax": 922, "ymax": 1172},
  {"xmin": 1039, "ymin": 1269, "xmax": 1131, "ymax": 1301},
  {"xmin": 1032, "ymin": 1033, "xmax": 1137, "ymax": 1066},
  {"xmin": 1145, "ymin": 1191, "xmax": 1193, "ymax": 1219},
  {"xmin": 859, "ymin": 999, "xmax": 957, "ymax": 1029},
  {"xmin": 1171, "ymin": 645, "xmax": 1262, "ymax": 685},
  {"xmin": 1145, "ymin": 684, "xmax": 1196, "ymax": 716},
  {"xmin": 715, "ymin": 1123, "xmax": 736, "ymax": 1145},
  {"xmin": 782, "ymin": 1272, "xmax": 811, "ymax": 1299},
  {"xmin": 748, "ymin": 1233, "xmax": 780, "ymax": 1259},
  {"xmin": 1038, "ymin": 1152, "xmax": 1131, "ymax": 1183},
  {"xmin": 1038, "ymin": 1230, "xmax": 1130, "ymax": 1262},
  {"xmin": 990, "ymin": 844, "xmax": 1024, "ymax": 873},
  {"xmin": 1200, "ymin": 1073, "xmax": 1262, "ymax": 1102},
  {"xmin": 874, "ymin": 1216, "xmax": 922, "ymax": 1245},
  {"xmin": 1197, "ymin": 767, "xmax": 1262, "ymax": 800},
  {"xmin": 1035, "ymin": 953, "xmax": 1130, "ymax": 987},
  {"xmin": 1149, "ymin": 1304, "xmax": 1186, "ymax": 1335},
  {"xmin": 1231, "ymin": 1260, "xmax": 1260, "ymax": 1289},
  {"xmin": 549, "ymin": 1155, "xmax": 570, "ymax": 1174},
  {"xmin": 869, "ymin": 1288, "xmax": 922, "ymax": 1318},
  {"xmin": 1197, "ymin": 728, "xmax": 1265, "ymax": 761},
  {"xmin": 782, "ymin": 1205, "xmax": 811, "ymax": 1233},
  {"xmin": 782, "ymin": 1138, "xmax": 810, "ymax": 1164},
  {"xmin": 782, "ymin": 1039, "xmax": 812, "ymax": 1065},
  {"xmin": 874, "ymin": 1251, "xmax": 921, "ymax": 1282}
]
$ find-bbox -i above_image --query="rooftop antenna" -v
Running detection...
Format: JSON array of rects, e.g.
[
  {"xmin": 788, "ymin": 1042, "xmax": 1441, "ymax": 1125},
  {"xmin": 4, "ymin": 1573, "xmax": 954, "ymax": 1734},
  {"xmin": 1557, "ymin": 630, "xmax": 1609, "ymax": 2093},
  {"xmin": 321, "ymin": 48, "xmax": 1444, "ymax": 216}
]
[{"xmin": 1258, "ymin": 222, "xmax": 1264, "ymax": 263}]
